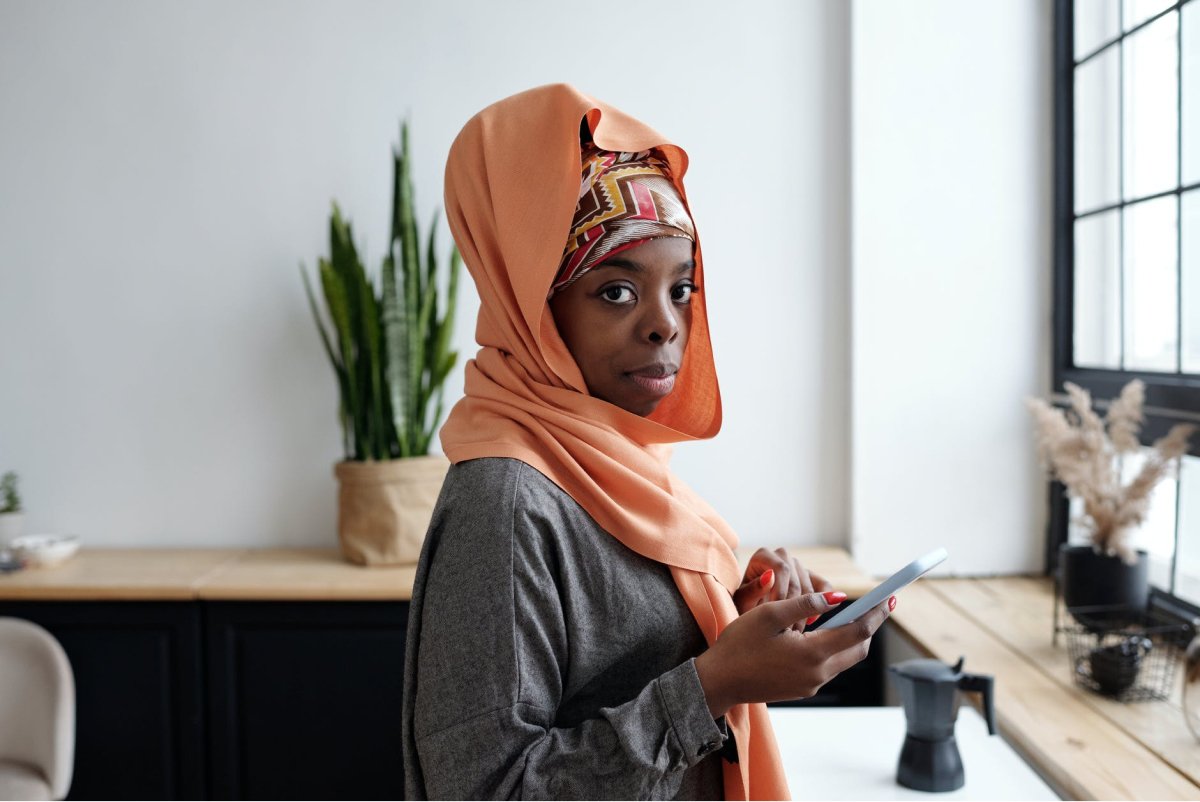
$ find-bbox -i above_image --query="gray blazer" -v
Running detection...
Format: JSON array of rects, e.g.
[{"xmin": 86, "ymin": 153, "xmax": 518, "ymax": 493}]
[{"xmin": 402, "ymin": 457, "xmax": 729, "ymax": 800}]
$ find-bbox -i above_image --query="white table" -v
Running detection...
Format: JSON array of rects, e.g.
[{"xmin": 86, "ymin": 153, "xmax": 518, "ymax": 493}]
[{"xmin": 767, "ymin": 706, "xmax": 1060, "ymax": 800}]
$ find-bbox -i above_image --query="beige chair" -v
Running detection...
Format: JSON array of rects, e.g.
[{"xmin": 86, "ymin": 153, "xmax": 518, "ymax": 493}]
[{"xmin": 0, "ymin": 618, "xmax": 74, "ymax": 801}]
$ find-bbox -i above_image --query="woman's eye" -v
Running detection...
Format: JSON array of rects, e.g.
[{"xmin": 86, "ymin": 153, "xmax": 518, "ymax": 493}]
[
  {"xmin": 673, "ymin": 283, "xmax": 699, "ymax": 303},
  {"xmin": 601, "ymin": 286, "xmax": 635, "ymax": 304}
]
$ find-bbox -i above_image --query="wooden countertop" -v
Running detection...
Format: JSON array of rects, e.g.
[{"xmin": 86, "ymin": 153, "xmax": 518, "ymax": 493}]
[
  {"xmin": 0, "ymin": 549, "xmax": 243, "ymax": 600},
  {"xmin": 195, "ymin": 548, "xmax": 417, "ymax": 601},
  {"xmin": 0, "ymin": 545, "xmax": 867, "ymax": 602},
  {"xmin": 0, "ymin": 548, "xmax": 417, "ymax": 601}
]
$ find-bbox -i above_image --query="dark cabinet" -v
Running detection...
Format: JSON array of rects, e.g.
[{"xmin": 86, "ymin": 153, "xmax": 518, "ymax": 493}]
[
  {"xmin": 0, "ymin": 602, "xmax": 206, "ymax": 800},
  {"xmin": 0, "ymin": 600, "xmax": 409, "ymax": 800},
  {"xmin": 205, "ymin": 602, "xmax": 408, "ymax": 800}
]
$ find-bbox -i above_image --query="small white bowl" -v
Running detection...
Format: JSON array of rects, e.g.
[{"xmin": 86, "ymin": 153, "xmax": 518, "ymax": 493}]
[{"xmin": 10, "ymin": 534, "xmax": 81, "ymax": 568}]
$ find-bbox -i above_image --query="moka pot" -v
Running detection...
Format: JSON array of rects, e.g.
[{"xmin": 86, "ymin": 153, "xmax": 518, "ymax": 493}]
[{"xmin": 888, "ymin": 656, "xmax": 996, "ymax": 792}]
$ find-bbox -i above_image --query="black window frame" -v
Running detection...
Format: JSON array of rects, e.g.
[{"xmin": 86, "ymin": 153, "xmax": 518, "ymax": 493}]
[{"xmin": 1051, "ymin": 0, "xmax": 1200, "ymax": 622}]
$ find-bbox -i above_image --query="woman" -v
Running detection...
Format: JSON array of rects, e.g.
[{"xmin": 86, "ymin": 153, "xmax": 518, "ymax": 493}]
[{"xmin": 401, "ymin": 84, "xmax": 893, "ymax": 800}]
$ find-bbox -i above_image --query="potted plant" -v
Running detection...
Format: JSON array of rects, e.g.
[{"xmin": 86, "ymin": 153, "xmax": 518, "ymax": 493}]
[
  {"xmin": 1027, "ymin": 380, "xmax": 1196, "ymax": 610},
  {"xmin": 0, "ymin": 472, "xmax": 23, "ymax": 544},
  {"xmin": 301, "ymin": 121, "xmax": 461, "ymax": 566}
]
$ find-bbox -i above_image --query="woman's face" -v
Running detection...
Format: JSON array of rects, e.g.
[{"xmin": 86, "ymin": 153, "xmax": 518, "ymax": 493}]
[{"xmin": 549, "ymin": 236, "xmax": 697, "ymax": 416}]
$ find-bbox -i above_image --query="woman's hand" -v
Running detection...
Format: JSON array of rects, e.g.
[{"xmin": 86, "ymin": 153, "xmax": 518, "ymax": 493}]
[
  {"xmin": 695, "ymin": 591, "xmax": 896, "ymax": 718},
  {"xmin": 733, "ymin": 548, "xmax": 835, "ymax": 628}
]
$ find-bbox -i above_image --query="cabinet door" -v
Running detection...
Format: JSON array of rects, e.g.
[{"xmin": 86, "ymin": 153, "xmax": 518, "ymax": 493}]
[
  {"xmin": 0, "ymin": 601, "xmax": 206, "ymax": 800},
  {"xmin": 204, "ymin": 601, "xmax": 408, "ymax": 800}
]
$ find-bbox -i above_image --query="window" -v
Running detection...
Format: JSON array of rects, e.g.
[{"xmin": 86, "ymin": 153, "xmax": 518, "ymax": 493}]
[{"xmin": 1053, "ymin": 0, "xmax": 1200, "ymax": 613}]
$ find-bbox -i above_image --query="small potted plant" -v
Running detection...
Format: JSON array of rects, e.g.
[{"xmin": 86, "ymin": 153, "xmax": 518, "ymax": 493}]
[
  {"xmin": 1027, "ymin": 380, "xmax": 1196, "ymax": 610},
  {"xmin": 0, "ymin": 472, "xmax": 22, "ymax": 544},
  {"xmin": 301, "ymin": 120, "xmax": 461, "ymax": 566}
]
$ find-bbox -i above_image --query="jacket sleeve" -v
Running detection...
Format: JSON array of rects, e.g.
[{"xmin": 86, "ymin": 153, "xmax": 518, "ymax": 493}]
[{"xmin": 409, "ymin": 462, "xmax": 728, "ymax": 800}]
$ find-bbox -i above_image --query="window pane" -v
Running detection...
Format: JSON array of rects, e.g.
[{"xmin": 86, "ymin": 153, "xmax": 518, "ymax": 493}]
[
  {"xmin": 1174, "ymin": 456, "xmax": 1200, "ymax": 607},
  {"xmin": 1074, "ymin": 211, "xmax": 1122, "ymax": 368},
  {"xmin": 1076, "ymin": 47, "xmax": 1120, "ymax": 213},
  {"xmin": 1184, "ymin": 190, "xmax": 1200, "ymax": 373},
  {"xmin": 1184, "ymin": 0, "xmax": 1200, "ymax": 185},
  {"xmin": 1077, "ymin": 0, "xmax": 1120, "ymax": 58},
  {"xmin": 1124, "ymin": 12, "xmax": 1180, "ymax": 200},
  {"xmin": 1124, "ymin": 196, "xmax": 1179, "ymax": 371},
  {"xmin": 1125, "ymin": 0, "xmax": 1176, "ymax": 31}
]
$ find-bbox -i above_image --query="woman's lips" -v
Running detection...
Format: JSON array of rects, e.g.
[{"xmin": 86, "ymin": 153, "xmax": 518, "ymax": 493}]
[{"xmin": 625, "ymin": 372, "xmax": 676, "ymax": 396}]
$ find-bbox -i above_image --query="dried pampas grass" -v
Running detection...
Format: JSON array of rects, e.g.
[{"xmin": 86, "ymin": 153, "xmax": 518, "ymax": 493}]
[{"xmin": 1026, "ymin": 379, "xmax": 1196, "ymax": 565}]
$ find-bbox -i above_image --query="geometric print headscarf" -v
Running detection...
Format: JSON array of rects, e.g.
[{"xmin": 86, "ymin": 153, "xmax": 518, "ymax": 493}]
[{"xmin": 548, "ymin": 142, "xmax": 696, "ymax": 299}]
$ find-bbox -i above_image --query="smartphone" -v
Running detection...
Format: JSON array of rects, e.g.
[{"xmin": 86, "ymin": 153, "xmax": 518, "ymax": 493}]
[{"xmin": 814, "ymin": 547, "xmax": 948, "ymax": 630}]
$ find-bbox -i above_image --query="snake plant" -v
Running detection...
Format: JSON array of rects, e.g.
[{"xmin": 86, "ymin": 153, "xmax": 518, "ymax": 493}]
[
  {"xmin": 301, "ymin": 121, "xmax": 461, "ymax": 460},
  {"xmin": 0, "ymin": 472, "xmax": 20, "ymax": 513}
]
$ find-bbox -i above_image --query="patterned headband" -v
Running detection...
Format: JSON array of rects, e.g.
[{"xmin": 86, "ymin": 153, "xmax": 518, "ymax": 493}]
[{"xmin": 549, "ymin": 144, "xmax": 695, "ymax": 299}]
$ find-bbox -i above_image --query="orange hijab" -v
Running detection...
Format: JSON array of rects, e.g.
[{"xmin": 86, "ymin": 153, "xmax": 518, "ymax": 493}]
[{"xmin": 440, "ymin": 83, "xmax": 790, "ymax": 801}]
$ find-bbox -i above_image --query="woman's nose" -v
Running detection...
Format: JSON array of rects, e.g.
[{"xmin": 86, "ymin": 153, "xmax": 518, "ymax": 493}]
[{"xmin": 642, "ymin": 296, "xmax": 680, "ymax": 344}]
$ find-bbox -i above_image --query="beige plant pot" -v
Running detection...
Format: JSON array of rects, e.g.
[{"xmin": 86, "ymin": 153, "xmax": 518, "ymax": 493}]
[{"xmin": 333, "ymin": 455, "xmax": 450, "ymax": 566}]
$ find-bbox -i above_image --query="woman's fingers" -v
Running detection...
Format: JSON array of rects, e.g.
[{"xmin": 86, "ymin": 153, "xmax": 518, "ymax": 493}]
[
  {"xmin": 733, "ymin": 568, "xmax": 776, "ymax": 613},
  {"xmin": 743, "ymin": 548, "xmax": 787, "ymax": 603},
  {"xmin": 742, "ymin": 549, "xmax": 840, "ymax": 624},
  {"xmin": 698, "ymin": 592, "xmax": 889, "ymax": 714},
  {"xmin": 793, "ymin": 557, "xmax": 815, "ymax": 595},
  {"xmin": 757, "ymin": 590, "xmax": 848, "ymax": 634},
  {"xmin": 814, "ymin": 599, "xmax": 893, "ymax": 673},
  {"xmin": 791, "ymin": 557, "xmax": 813, "ymax": 631},
  {"xmin": 772, "ymin": 548, "xmax": 792, "ymax": 600}
]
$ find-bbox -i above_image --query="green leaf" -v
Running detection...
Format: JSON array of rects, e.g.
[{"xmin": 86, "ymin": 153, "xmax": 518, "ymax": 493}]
[
  {"xmin": 398, "ymin": 121, "xmax": 421, "ymax": 293},
  {"xmin": 382, "ymin": 249, "xmax": 411, "ymax": 457},
  {"xmin": 425, "ymin": 210, "xmax": 439, "ymax": 301},
  {"xmin": 405, "ymin": 260, "xmax": 421, "ymax": 450},
  {"xmin": 358, "ymin": 277, "xmax": 385, "ymax": 459},
  {"xmin": 430, "ymin": 247, "xmax": 461, "ymax": 385},
  {"xmin": 390, "ymin": 127, "xmax": 403, "ymax": 247},
  {"xmin": 301, "ymin": 260, "xmax": 357, "ymax": 457},
  {"xmin": 329, "ymin": 203, "xmax": 378, "ymax": 459},
  {"xmin": 421, "ymin": 382, "xmax": 447, "ymax": 454},
  {"xmin": 319, "ymin": 254, "xmax": 362, "ymax": 459},
  {"xmin": 299, "ymin": 260, "xmax": 342, "ymax": 375}
]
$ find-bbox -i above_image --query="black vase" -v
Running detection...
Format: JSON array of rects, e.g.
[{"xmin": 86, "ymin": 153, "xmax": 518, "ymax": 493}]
[{"xmin": 1059, "ymin": 543, "xmax": 1150, "ymax": 611}]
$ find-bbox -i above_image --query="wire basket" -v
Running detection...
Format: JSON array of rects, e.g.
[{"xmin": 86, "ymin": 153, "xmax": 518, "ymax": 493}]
[{"xmin": 1062, "ymin": 605, "xmax": 1194, "ymax": 702}]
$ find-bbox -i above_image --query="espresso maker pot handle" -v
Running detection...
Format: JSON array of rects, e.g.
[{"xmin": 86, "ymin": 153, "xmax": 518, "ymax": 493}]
[{"xmin": 958, "ymin": 673, "xmax": 996, "ymax": 735}]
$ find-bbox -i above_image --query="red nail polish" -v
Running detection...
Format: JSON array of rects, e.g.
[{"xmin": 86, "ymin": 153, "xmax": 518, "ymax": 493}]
[
  {"xmin": 806, "ymin": 615, "xmax": 819, "ymax": 626},
  {"xmin": 823, "ymin": 591, "xmax": 847, "ymax": 605},
  {"xmin": 760, "ymin": 569, "xmax": 774, "ymax": 588},
  {"xmin": 888, "ymin": 596, "xmax": 897, "ymax": 611}
]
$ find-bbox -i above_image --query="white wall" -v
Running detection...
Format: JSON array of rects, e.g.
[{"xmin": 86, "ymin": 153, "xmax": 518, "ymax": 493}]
[
  {"xmin": 0, "ymin": 0, "xmax": 851, "ymax": 549},
  {"xmin": 850, "ymin": 0, "xmax": 1053, "ymax": 576}
]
